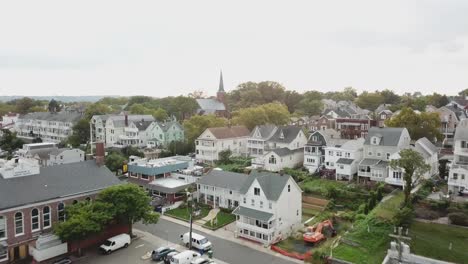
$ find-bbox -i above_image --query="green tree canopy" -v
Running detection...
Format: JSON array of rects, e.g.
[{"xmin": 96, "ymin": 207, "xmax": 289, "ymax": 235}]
[
  {"xmin": 105, "ymin": 152, "xmax": 127, "ymax": 173},
  {"xmin": 227, "ymin": 81, "xmax": 286, "ymax": 110},
  {"xmin": 0, "ymin": 130, "xmax": 24, "ymax": 157},
  {"xmin": 68, "ymin": 119, "xmax": 90, "ymax": 147},
  {"xmin": 390, "ymin": 149, "xmax": 430, "ymax": 206},
  {"xmin": 232, "ymin": 103, "xmax": 290, "ymax": 130},
  {"xmin": 48, "ymin": 99, "xmax": 61, "ymax": 112},
  {"xmin": 84, "ymin": 103, "xmax": 113, "ymax": 120},
  {"xmin": 355, "ymin": 91, "xmax": 385, "ymax": 111},
  {"xmin": 385, "ymin": 107, "xmax": 442, "ymax": 142},
  {"xmin": 183, "ymin": 115, "xmax": 228, "ymax": 146},
  {"xmin": 96, "ymin": 184, "xmax": 159, "ymax": 236},
  {"xmin": 380, "ymin": 89, "xmax": 401, "ymax": 105}
]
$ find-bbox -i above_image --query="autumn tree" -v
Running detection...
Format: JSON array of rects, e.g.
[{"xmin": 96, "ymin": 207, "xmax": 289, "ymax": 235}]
[
  {"xmin": 390, "ymin": 149, "xmax": 430, "ymax": 206},
  {"xmin": 385, "ymin": 107, "xmax": 442, "ymax": 142}
]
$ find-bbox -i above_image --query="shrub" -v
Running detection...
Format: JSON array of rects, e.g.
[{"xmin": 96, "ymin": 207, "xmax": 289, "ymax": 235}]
[
  {"xmin": 339, "ymin": 211, "xmax": 356, "ymax": 222},
  {"xmin": 368, "ymin": 191, "xmax": 377, "ymax": 210},
  {"xmin": 429, "ymin": 200, "xmax": 450, "ymax": 211},
  {"xmin": 326, "ymin": 199, "xmax": 336, "ymax": 211},
  {"xmin": 414, "ymin": 207, "xmax": 439, "ymax": 220},
  {"xmin": 393, "ymin": 206, "xmax": 414, "ymax": 227},
  {"xmin": 355, "ymin": 214, "xmax": 366, "ymax": 221},
  {"xmin": 448, "ymin": 212, "xmax": 468, "ymax": 226},
  {"xmin": 326, "ymin": 186, "xmax": 339, "ymax": 199},
  {"xmin": 357, "ymin": 203, "xmax": 366, "ymax": 214},
  {"xmin": 376, "ymin": 186, "xmax": 384, "ymax": 202}
]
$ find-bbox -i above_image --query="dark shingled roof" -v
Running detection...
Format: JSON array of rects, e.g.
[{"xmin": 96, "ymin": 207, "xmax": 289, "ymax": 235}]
[
  {"xmin": 250, "ymin": 125, "xmax": 277, "ymax": 140},
  {"xmin": 20, "ymin": 112, "xmax": 82, "ymax": 123},
  {"xmin": 232, "ymin": 206, "xmax": 273, "ymax": 221},
  {"xmin": 239, "ymin": 171, "xmax": 291, "ymax": 201},
  {"xmin": 0, "ymin": 160, "xmax": 121, "ymax": 210},
  {"xmin": 197, "ymin": 170, "xmax": 249, "ymax": 191},
  {"xmin": 134, "ymin": 120, "xmax": 153, "ymax": 131},
  {"xmin": 364, "ymin": 127, "xmax": 407, "ymax": 147},
  {"xmin": 336, "ymin": 158, "xmax": 354, "ymax": 165},
  {"xmin": 269, "ymin": 126, "xmax": 303, "ymax": 143},
  {"xmin": 207, "ymin": 126, "xmax": 250, "ymax": 139}
]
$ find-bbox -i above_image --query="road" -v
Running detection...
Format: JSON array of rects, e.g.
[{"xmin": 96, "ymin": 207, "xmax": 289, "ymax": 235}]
[{"xmin": 135, "ymin": 219, "xmax": 298, "ymax": 264}]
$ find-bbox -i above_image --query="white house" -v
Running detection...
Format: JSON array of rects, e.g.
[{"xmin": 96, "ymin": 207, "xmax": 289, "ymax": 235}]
[
  {"xmin": 358, "ymin": 127, "xmax": 411, "ymax": 183},
  {"xmin": 249, "ymin": 125, "xmax": 307, "ymax": 171},
  {"xmin": 48, "ymin": 148, "xmax": 85, "ymax": 166},
  {"xmin": 448, "ymin": 119, "xmax": 468, "ymax": 194},
  {"xmin": 304, "ymin": 129, "xmax": 345, "ymax": 173},
  {"xmin": 233, "ymin": 171, "xmax": 302, "ymax": 245},
  {"xmin": 323, "ymin": 138, "xmax": 365, "ymax": 181},
  {"xmin": 386, "ymin": 138, "xmax": 438, "ymax": 187},
  {"xmin": 195, "ymin": 126, "xmax": 250, "ymax": 163},
  {"xmin": 15, "ymin": 111, "xmax": 82, "ymax": 143},
  {"xmin": 0, "ymin": 113, "xmax": 20, "ymax": 130},
  {"xmin": 197, "ymin": 170, "xmax": 249, "ymax": 209}
]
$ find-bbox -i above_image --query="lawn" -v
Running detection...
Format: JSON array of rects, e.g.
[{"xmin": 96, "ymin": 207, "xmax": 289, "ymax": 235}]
[
  {"xmin": 165, "ymin": 206, "xmax": 210, "ymax": 222},
  {"xmin": 302, "ymin": 207, "xmax": 320, "ymax": 223},
  {"xmin": 410, "ymin": 221, "xmax": 468, "ymax": 263},
  {"xmin": 332, "ymin": 191, "xmax": 404, "ymax": 264},
  {"xmin": 300, "ymin": 178, "xmax": 347, "ymax": 196},
  {"xmin": 203, "ymin": 211, "xmax": 236, "ymax": 230}
]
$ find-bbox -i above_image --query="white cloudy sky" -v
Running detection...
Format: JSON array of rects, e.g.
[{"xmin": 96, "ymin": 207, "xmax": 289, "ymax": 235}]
[{"xmin": 0, "ymin": 0, "xmax": 467, "ymax": 97}]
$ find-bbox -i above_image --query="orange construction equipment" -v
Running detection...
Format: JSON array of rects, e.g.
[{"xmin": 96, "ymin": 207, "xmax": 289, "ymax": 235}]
[{"xmin": 303, "ymin": 219, "xmax": 336, "ymax": 244}]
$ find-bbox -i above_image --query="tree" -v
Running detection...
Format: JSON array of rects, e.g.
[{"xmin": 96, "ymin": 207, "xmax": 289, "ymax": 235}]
[
  {"xmin": 355, "ymin": 91, "xmax": 385, "ymax": 111},
  {"xmin": 385, "ymin": 107, "xmax": 442, "ymax": 142},
  {"xmin": 32, "ymin": 137, "xmax": 43, "ymax": 143},
  {"xmin": 54, "ymin": 201, "xmax": 114, "ymax": 255},
  {"xmin": 283, "ymin": 90, "xmax": 304, "ymax": 113},
  {"xmin": 458, "ymin": 88, "xmax": 468, "ymax": 97},
  {"xmin": 0, "ymin": 130, "xmax": 24, "ymax": 157},
  {"xmin": 105, "ymin": 152, "xmax": 126, "ymax": 173},
  {"xmin": 97, "ymin": 184, "xmax": 159, "ymax": 236},
  {"xmin": 227, "ymin": 81, "xmax": 286, "ymax": 110},
  {"xmin": 15, "ymin": 97, "xmax": 36, "ymax": 114},
  {"xmin": 218, "ymin": 149, "xmax": 232, "ymax": 164},
  {"xmin": 380, "ymin": 89, "xmax": 401, "ymax": 105},
  {"xmin": 152, "ymin": 108, "xmax": 168, "ymax": 122},
  {"xmin": 121, "ymin": 146, "xmax": 144, "ymax": 158},
  {"xmin": 84, "ymin": 103, "xmax": 112, "ymax": 120},
  {"xmin": 68, "ymin": 119, "xmax": 90, "ymax": 147},
  {"xmin": 183, "ymin": 115, "xmax": 227, "ymax": 146},
  {"xmin": 295, "ymin": 97, "xmax": 323, "ymax": 116},
  {"xmin": 188, "ymin": 90, "xmax": 206, "ymax": 99},
  {"xmin": 232, "ymin": 103, "xmax": 290, "ymax": 130},
  {"xmin": 390, "ymin": 149, "xmax": 430, "ymax": 206},
  {"xmin": 129, "ymin": 103, "xmax": 148, "ymax": 115},
  {"xmin": 48, "ymin": 99, "xmax": 61, "ymax": 112}
]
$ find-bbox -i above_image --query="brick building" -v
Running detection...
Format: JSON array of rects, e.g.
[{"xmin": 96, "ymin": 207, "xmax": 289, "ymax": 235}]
[{"xmin": 0, "ymin": 143, "xmax": 120, "ymax": 263}]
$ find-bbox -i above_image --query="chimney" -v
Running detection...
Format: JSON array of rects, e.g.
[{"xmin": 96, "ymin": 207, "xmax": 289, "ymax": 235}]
[
  {"xmin": 124, "ymin": 114, "xmax": 128, "ymax": 127},
  {"xmin": 95, "ymin": 142, "xmax": 105, "ymax": 166}
]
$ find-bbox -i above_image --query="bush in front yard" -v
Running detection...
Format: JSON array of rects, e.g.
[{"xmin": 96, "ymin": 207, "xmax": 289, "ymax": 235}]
[
  {"xmin": 448, "ymin": 212, "xmax": 468, "ymax": 226},
  {"xmin": 414, "ymin": 207, "xmax": 440, "ymax": 220}
]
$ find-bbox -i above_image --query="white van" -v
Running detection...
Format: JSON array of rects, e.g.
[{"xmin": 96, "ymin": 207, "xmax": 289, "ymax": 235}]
[
  {"xmin": 99, "ymin": 233, "xmax": 131, "ymax": 254},
  {"xmin": 180, "ymin": 232, "xmax": 212, "ymax": 252},
  {"xmin": 170, "ymin": 250, "xmax": 201, "ymax": 264}
]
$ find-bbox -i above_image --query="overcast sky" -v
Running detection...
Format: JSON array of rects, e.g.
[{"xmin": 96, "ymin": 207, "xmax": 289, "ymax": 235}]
[{"xmin": 1, "ymin": 0, "xmax": 467, "ymax": 97}]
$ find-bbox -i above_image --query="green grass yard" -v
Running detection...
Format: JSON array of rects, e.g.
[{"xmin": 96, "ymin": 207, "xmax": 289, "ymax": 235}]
[
  {"xmin": 203, "ymin": 211, "xmax": 236, "ymax": 230},
  {"xmin": 410, "ymin": 221, "xmax": 468, "ymax": 263},
  {"xmin": 165, "ymin": 206, "xmax": 210, "ymax": 222}
]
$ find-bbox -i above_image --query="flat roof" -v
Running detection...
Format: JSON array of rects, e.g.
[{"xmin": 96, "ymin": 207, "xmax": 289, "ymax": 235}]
[{"xmin": 148, "ymin": 178, "xmax": 191, "ymax": 194}]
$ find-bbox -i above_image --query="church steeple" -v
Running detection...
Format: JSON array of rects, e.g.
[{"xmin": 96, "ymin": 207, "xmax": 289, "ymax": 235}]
[{"xmin": 218, "ymin": 70, "xmax": 225, "ymax": 92}]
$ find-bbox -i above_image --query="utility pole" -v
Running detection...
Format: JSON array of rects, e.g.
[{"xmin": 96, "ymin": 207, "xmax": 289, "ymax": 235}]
[
  {"xmin": 389, "ymin": 226, "xmax": 412, "ymax": 263},
  {"xmin": 187, "ymin": 190, "xmax": 193, "ymax": 250}
]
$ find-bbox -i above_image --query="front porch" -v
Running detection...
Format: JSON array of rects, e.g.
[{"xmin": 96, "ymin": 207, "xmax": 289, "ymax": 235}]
[{"xmin": 233, "ymin": 206, "xmax": 277, "ymax": 245}]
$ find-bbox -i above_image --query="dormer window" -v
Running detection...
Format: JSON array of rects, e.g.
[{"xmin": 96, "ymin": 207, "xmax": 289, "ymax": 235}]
[
  {"xmin": 371, "ymin": 136, "xmax": 381, "ymax": 145},
  {"xmin": 279, "ymin": 130, "xmax": 285, "ymax": 140}
]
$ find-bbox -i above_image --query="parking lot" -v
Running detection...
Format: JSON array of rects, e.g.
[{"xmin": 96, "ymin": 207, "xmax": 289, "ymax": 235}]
[{"xmin": 75, "ymin": 230, "xmax": 226, "ymax": 264}]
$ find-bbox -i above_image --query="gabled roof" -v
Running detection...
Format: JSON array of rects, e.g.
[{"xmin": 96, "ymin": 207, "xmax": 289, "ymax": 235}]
[
  {"xmin": 415, "ymin": 137, "xmax": 438, "ymax": 156},
  {"xmin": 239, "ymin": 171, "xmax": 292, "ymax": 201},
  {"xmin": 197, "ymin": 170, "xmax": 249, "ymax": 191},
  {"xmin": 206, "ymin": 126, "xmax": 250, "ymax": 139},
  {"xmin": 20, "ymin": 112, "xmax": 82, "ymax": 123},
  {"xmin": 454, "ymin": 119, "xmax": 468, "ymax": 141},
  {"xmin": 196, "ymin": 98, "xmax": 226, "ymax": 113},
  {"xmin": 49, "ymin": 148, "xmax": 83, "ymax": 156},
  {"xmin": 339, "ymin": 138, "xmax": 365, "ymax": 150},
  {"xmin": 250, "ymin": 125, "xmax": 277, "ymax": 140},
  {"xmin": 308, "ymin": 129, "xmax": 341, "ymax": 145},
  {"xmin": 0, "ymin": 161, "xmax": 121, "ymax": 210},
  {"xmin": 108, "ymin": 115, "xmax": 155, "ymax": 127},
  {"xmin": 364, "ymin": 127, "xmax": 407, "ymax": 147},
  {"xmin": 269, "ymin": 147, "xmax": 303, "ymax": 157},
  {"xmin": 269, "ymin": 126, "xmax": 303, "ymax": 143},
  {"xmin": 159, "ymin": 121, "xmax": 183, "ymax": 132},
  {"xmin": 134, "ymin": 120, "xmax": 153, "ymax": 131}
]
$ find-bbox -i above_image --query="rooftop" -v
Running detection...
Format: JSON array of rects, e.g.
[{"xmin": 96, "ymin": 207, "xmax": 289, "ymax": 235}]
[
  {"xmin": 148, "ymin": 178, "xmax": 191, "ymax": 194},
  {"xmin": 206, "ymin": 126, "xmax": 250, "ymax": 139}
]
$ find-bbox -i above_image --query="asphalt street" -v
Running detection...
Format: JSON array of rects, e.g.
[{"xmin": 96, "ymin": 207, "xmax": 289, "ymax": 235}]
[{"xmin": 135, "ymin": 219, "xmax": 298, "ymax": 264}]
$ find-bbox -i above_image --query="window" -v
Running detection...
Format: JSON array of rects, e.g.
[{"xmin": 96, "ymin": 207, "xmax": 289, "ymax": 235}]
[
  {"xmin": 0, "ymin": 216, "xmax": 5, "ymax": 240},
  {"xmin": 254, "ymin": 187, "xmax": 260, "ymax": 196},
  {"xmin": 386, "ymin": 153, "xmax": 391, "ymax": 160},
  {"xmin": 268, "ymin": 155, "xmax": 276, "ymax": 164},
  {"xmin": 251, "ymin": 199, "xmax": 255, "ymax": 206},
  {"xmin": 43, "ymin": 206, "xmax": 51, "ymax": 229},
  {"xmin": 453, "ymin": 173, "xmax": 458, "ymax": 180},
  {"xmin": 372, "ymin": 137, "xmax": 377, "ymax": 145},
  {"xmin": 462, "ymin": 174, "xmax": 466, "ymax": 180},
  {"xmin": 260, "ymin": 201, "xmax": 263, "ymax": 208},
  {"xmin": 339, "ymin": 165, "xmax": 344, "ymax": 169},
  {"xmin": 393, "ymin": 171, "xmax": 402, "ymax": 179},
  {"xmin": 329, "ymin": 151, "xmax": 333, "ymax": 156},
  {"xmin": 368, "ymin": 151, "xmax": 373, "ymax": 156},
  {"xmin": 31, "ymin": 208, "xmax": 40, "ymax": 232},
  {"xmin": 58, "ymin": 202, "xmax": 65, "ymax": 222},
  {"xmin": 345, "ymin": 152, "xmax": 350, "ymax": 158},
  {"xmin": 462, "ymin": 141, "xmax": 467, "ymax": 148},
  {"xmin": 336, "ymin": 152, "xmax": 342, "ymax": 157},
  {"xmin": 15, "ymin": 212, "xmax": 23, "ymax": 236},
  {"xmin": 288, "ymin": 184, "xmax": 291, "ymax": 192},
  {"xmin": 297, "ymin": 210, "xmax": 299, "ymax": 216},
  {"xmin": 377, "ymin": 152, "xmax": 381, "ymax": 157},
  {"xmin": 269, "ymin": 202, "xmax": 272, "ymax": 209}
]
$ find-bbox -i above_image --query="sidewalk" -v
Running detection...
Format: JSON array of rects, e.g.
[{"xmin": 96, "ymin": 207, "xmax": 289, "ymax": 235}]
[
  {"xmin": 159, "ymin": 215, "xmax": 303, "ymax": 264},
  {"xmin": 133, "ymin": 228, "xmax": 229, "ymax": 264}
]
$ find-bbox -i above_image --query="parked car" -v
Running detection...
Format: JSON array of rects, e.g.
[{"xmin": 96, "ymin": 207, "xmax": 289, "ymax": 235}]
[
  {"xmin": 164, "ymin": 251, "xmax": 180, "ymax": 264},
  {"xmin": 99, "ymin": 233, "xmax": 131, "ymax": 254},
  {"xmin": 180, "ymin": 232, "xmax": 212, "ymax": 253},
  {"xmin": 170, "ymin": 250, "xmax": 201, "ymax": 264},
  {"xmin": 191, "ymin": 258, "xmax": 216, "ymax": 264},
  {"xmin": 53, "ymin": 258, "xmax": 72, "ymax": 264},
  {"xmin": 152, "ymin": 247, "xmax": 177, "ymax": 261}
]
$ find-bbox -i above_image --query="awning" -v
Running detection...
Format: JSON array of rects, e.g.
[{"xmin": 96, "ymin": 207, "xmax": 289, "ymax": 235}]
[
  {"xmin": 336, "ymin": 158, "xmax": 354, "ymax": 165},
  {"xmin": 232, "ymin": 206, "xmax": 274, "ymax": 222}
]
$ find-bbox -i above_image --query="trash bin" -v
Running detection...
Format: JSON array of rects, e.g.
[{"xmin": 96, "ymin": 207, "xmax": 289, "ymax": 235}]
[{"xmin": 207, "ymin": 250, "xmax": 213, "ymax": 259}]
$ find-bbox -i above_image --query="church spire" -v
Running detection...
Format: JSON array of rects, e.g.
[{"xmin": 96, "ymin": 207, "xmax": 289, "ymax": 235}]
[{"xmin": 218, "ymin": 70, "xmax": 225, "ymax": 92}]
